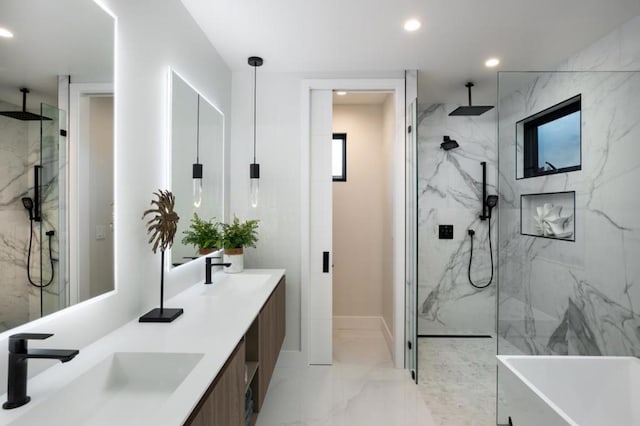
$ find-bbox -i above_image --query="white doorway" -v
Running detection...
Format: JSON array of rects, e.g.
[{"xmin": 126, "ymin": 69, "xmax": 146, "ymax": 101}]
[
  {"xmin": 69, "ymin": 83, "xmax": 114, "ymax": 305},
  {"xmin": 301, "ymin": 79, "xmax": 405, "ymax": 368},
  {"xmin": 332, "ymin": 92, "xmax": 396, "ymax": 363}
]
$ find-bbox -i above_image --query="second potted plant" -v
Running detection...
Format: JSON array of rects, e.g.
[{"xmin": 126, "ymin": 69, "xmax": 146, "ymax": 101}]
[
  {"xmin": 181, "ymin": 213, "xmax": 221, "ymax": 256},
  {"xmin": 219, "ymin": 216, "xmax": 259, "ymax": 273}
]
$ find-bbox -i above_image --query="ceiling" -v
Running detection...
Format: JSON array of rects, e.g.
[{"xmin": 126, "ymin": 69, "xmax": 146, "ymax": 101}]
[
  {"xmin": 180, "ymin": 0, "xmax": 640, "ymax": 106},
  {"xmin": 0, "ymin": 0, "xmax": 113, "ymax": 109}
]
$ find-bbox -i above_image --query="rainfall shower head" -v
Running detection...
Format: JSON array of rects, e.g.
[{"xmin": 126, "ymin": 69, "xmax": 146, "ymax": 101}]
[
  {"xmin": 0, "ymin": 88, "xmax": 51, "ymax": 121},
  {"xmin": 449, "ymin": 82, "xmax": 494, "ymax": 116},
  {"xmin": 440, "ymin": 135, "xmax": 459, "ymax": 151}
]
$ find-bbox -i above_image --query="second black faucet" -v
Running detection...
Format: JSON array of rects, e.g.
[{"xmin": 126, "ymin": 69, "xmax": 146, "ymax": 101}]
[{"xmin": 205, "ymin": 256, "xmax": 231, "ymax": 284}]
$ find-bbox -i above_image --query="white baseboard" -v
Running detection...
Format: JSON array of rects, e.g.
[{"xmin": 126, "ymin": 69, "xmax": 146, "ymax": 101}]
[
  {"xmin": 333, "ymin": 315, "xmax": 382, "ymax": 330},
  {"xmin": 380, "ymin": 317, "xmax": 394, "ymax": 356},
  {"xmin": 333, "ymin": 315, "xmax": 395, "ymax": 361}
]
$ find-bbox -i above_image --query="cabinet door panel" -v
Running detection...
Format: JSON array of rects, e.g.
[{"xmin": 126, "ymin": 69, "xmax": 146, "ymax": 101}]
[{"xmin": 187, "ymin": 341, "xmax": 245, "ymax": 426}]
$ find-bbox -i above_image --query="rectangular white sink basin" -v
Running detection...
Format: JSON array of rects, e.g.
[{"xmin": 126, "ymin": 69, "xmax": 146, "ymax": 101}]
[
  {"xmin": 498, "ymin": 355, "xmax": 640, "ymax": 426},
  {"xmin": 9, "ymin": 352, "xmax": 203, "ymax": 426},
  {"xmin": 200, "ymin": 273, "xmax": 271, "ymax": 297}
]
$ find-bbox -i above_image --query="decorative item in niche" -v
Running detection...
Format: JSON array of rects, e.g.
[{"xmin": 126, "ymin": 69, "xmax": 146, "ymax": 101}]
[
  {"xmin": 140, "ymin": 190, "xmax": 183, "ymax": 322},
  {"xmin": 220, "ymin": 216, "xmax": 260, "ymax": 274},
  {"xmin": 533, "ymin": 203, "xmax": 573, "ymax": 238},
  {"xmin": 521, "ymin": 191, "xmax": 575, "ymax": 241}
]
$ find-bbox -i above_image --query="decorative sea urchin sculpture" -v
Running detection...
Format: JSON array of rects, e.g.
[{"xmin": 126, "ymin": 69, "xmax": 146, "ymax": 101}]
[
  {"xmin": 142, "ymin": 190, "xmax": 179, "ymax": 253},
  {"xmin": 139, "ymin": 190, "xmax": 184, "ymax": 323}
]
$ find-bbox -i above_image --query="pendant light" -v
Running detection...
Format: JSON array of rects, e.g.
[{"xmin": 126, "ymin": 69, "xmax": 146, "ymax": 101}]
[
  {"xmin": 192, "ymin": 94, "xmax": 203, "ymax": 208},
  {"xmin": 248, "ymin": 56, "xmax": 263, "ymax": 208}
]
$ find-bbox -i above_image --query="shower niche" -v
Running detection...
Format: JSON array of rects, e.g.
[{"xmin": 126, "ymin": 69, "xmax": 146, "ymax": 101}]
[{"xmin": 520, "ymin": 191, "xmax": 575, "ymax": 241}]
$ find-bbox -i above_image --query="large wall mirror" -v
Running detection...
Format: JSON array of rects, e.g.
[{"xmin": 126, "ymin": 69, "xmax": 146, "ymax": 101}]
[
  {"xmin": 0, "ymin": 0, "xmax": 115, "ymax": 333},
  {"xmin": 170, "ymin": 71, "xmax": 224, "ymax": 267}
]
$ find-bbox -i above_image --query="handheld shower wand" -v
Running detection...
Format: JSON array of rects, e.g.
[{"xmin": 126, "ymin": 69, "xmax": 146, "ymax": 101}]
[
  {"xmin": 468, "ymin": 162, "xmax": 498, "ymax": 289},
  {"xmin": 21, "ymin": 198, "xmax": 34, "ymax": 221}
]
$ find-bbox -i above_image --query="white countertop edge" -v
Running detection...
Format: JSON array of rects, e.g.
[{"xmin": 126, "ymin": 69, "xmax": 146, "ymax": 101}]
[{"xmin": 0, "ymin": 268, "xmax": 285, "ymax": 426}]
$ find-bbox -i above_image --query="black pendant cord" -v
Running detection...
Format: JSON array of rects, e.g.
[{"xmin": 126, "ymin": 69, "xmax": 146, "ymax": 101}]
[
  {"xmin": 468, "ymin": 219, "xmax": 494, "ymax": 289},
  {"xmin": 196, "ymin": 94, "xmax": 200, "ymax": 164},
  {"xmin": 252, "ymin": 63, "xmax": 257, "ymax": 164}
]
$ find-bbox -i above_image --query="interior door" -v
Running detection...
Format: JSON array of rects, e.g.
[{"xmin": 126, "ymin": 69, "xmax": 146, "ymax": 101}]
[{"xmin": 308, "ymin": 89, "xmax": 333, "ymax": 365}]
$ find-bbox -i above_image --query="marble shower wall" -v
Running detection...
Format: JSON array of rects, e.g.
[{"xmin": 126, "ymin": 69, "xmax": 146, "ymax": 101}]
[
  {"xmin": 0, "ymin": 100, "xmax": 61, "ymax": 332},
  {"xmin": 417, "ymin": 104, "xmax": 497, "ymax": 335},
  {"xmin": 497, "ymin": 71, "xmax": 640, "ymax": 356}
]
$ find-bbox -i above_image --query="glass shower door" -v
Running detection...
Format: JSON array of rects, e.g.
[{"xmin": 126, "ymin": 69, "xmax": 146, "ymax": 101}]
[
  {"xmin": 405, "ymin": 99, "xmax": 418, "ymax": 381},
  {"xmin": 39, "ymin": 103, "xmax": 67, "ymax": 316}
]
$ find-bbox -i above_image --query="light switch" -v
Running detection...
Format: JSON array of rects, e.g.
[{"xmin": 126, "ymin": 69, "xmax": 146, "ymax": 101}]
[{"xmin": 96, "ymin": 225, "xmax": 106, "ymax": 240}]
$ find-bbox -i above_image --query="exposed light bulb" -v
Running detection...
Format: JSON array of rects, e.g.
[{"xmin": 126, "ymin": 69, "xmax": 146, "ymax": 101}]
[
  {"xmin": 193, "ymin": 178, "xmax": 202, "ymax": 208},
  {"xmin": 250, "ymin": 179, "xmax": 259, "ymax": 208},
  {"xmin": 250, "ymin": 163, "xmax": 260, "ymax": 208},
  {"xmin": 192, "ymin": 163, "xmax": 203, "ymax": 208}
]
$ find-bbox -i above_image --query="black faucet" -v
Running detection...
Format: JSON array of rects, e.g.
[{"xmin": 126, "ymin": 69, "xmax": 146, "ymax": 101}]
[
  {"xmin": 3, "ymin": 333, "xmax": 79, "ymax": 409},
  {"xmin": 205, "ymin": 256, "xmax": 231, "ymax": 284}
]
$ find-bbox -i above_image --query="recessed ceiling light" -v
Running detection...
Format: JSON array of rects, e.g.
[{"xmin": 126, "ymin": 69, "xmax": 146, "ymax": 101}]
[
  {"xmin": 0, "ymin": 27, "xmax": 14, "ymax": 39},
  {"xmin": 336, "ymin": 91, "xmax": 347, "ymax": 96},
  {"xmin": 403, "ymin": 19, "xmax": 421, "ymax": 32},
  {"xmin": 485, "ymin": 58, "xmax": 500, "ymax": 68}
]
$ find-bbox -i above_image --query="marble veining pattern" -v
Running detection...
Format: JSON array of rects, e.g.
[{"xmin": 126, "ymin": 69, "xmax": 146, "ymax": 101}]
[
  {"xmin": 417, "ymin": 104, "xmax": 497, "ymax": 335},
  {"xmin": 497, "ymin": 70, "xmax": 640, "ymax": 359},
  {"xmin": 256, "ymin": 328, "xmax": 436, "ymax": 425},
  {"xmin": 0, "ymin": 101, "xmax": 64, "ymax": 332}
]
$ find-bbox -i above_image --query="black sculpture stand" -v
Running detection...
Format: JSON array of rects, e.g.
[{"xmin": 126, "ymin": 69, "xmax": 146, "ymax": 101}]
[{"xmin": 139, "ymin": 250, "xmax": 183, "ymax": 323}]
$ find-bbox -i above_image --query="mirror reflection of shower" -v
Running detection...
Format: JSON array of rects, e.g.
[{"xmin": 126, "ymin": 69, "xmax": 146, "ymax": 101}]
[{"xmin": 0, "ymin": 89, "xmax": 67, "ymax": 329}]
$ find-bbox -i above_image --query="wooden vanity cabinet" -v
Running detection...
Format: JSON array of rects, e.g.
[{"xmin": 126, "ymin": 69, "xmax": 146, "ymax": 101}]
[
  {"xmin": 185, "ymin": 276, "xmax": 286, "ymax": 426},
  {"xmin": 185, "ymin": 341, "xmax": 245, "ymax": 426},
  {"xmin": 256, "ymin": 276, "xmax": 286, "ymax": 410}
]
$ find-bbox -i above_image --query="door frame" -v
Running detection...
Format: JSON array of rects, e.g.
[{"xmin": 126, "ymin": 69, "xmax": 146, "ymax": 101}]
[
  {"xmin": 69, "ymin": 83, "xmax": 114, "ymax": 305},
  {"xmin": 300, "ymin": 78, "xmax": 405, "ymax": 368}
]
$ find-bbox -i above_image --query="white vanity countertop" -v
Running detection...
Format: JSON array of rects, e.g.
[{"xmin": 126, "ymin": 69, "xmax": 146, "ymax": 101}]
[{"xmin": 0, "ymin": 268, "xmax": 285, "ymax": 426}]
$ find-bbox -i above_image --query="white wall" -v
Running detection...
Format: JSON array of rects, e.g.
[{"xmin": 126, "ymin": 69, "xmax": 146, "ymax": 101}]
[
  {"xmin": 332, "ymin": 103, "xmax": 388, "ymax": 319},
  {"xmin": 0, "ymin": 0, "xmax": 232, "ymax": 392},
  {"xmin": 381, "ymin": 95, "xmax": 395, "ymax": 335}
]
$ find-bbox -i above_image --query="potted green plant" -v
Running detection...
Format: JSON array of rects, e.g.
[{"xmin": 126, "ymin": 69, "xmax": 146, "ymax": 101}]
[
  {"xmin": 219, "ymin": 216, "xmax": 259, "ymax": 273},
  {"xmin": 181, "ymin": 213, "xmax": 221, "ymax": 255}
]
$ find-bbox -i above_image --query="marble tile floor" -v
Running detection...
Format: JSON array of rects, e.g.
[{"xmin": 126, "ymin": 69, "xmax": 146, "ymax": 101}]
[
  {"xmin": 256, "ymin": 328, "xmax": 437, "ymax": 425},
  {"xmin": 417, "ymin": 337, "xmax": 498, "ymax": 426}
]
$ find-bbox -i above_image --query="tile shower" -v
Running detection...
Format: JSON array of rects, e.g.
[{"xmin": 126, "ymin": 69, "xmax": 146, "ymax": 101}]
[
  {"xmin": 417, "ymin": 104, "xmax": 497, "ymax": 336},
  {"xmin": 0, "ymin": 99, "xmax": 66, "ymax": 332}
]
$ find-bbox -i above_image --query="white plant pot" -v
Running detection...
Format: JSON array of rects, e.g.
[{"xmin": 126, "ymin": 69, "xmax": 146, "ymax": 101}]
[{"xmin": 223, "ymin": 250, "xmax": 244, "ymax": 273}]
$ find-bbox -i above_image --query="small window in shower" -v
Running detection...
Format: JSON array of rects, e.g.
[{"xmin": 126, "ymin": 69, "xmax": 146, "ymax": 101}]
[
  {"xmin": 517, "ymin": 95, "xmax": 581, "ymax": 179},
  {"xmin": 332, "ymin": 133, "xmax": 347, "ymax": 182}
]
